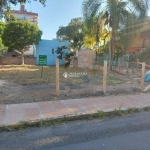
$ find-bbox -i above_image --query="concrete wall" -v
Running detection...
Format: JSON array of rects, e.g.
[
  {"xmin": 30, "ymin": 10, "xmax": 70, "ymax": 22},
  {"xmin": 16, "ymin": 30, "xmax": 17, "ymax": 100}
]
[
  {"xmin": 78, "ymin": 50, "xmax": 96, "ymax": 68},
  {"xmin": 0, "ymin": 57, "xmax": 36, "ymax": 65}
]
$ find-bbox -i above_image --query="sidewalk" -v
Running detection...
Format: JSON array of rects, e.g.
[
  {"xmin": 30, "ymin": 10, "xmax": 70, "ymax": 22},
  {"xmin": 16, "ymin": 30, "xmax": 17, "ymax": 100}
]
[{"xmin": 0, "ymin": 93, "xmax": 150, "ymax": 126}]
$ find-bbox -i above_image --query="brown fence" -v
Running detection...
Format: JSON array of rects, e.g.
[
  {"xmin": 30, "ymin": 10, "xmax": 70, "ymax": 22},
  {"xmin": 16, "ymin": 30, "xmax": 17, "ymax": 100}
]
[{"xmin": 0, "ymin": 57, "xmax": 36, "ymax": 65}]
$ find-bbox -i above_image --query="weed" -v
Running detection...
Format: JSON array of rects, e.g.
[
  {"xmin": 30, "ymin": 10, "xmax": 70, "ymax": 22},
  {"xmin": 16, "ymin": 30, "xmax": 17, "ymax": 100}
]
[
  {"xmin": 18, "ymin": 121, "xmax": 29, "ymax": 130},
  {"xmin": 117, "ymin": 105, "xmax": 125, "ymax": 116},
  {"xmin": 144, "ymin": 106, "xmax": 150, "ymax": 111},
  {"xmin": 97, "ymin": 110, "xmax": 105, "ymax": 118},
  {"xmin": 128, "ymin": 108, "xmax": 135, "ymax": 114},
  {"xmin": 88, "ymin": 115, "xmax": 93, "ymax": 120}
]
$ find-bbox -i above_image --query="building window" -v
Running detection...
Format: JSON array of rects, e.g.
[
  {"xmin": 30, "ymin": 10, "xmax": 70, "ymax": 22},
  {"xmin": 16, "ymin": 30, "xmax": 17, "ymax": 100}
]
[{"xmin": 52, "ymin": 48, "xmax": 54, "ymax": 54}]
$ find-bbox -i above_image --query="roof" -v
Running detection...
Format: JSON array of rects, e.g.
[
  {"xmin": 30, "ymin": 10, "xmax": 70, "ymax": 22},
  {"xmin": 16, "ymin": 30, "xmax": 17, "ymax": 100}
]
[
  {"xmin": 2, "ymin": 50, "xmax": 21, "ymax": 57},
  {"xmin": 11, "ymin": 10, "xmax": 38, "ymax": 16},
  {"xmin": 127, "ymin": 47, "xmax": 142, "ymax": 53}
]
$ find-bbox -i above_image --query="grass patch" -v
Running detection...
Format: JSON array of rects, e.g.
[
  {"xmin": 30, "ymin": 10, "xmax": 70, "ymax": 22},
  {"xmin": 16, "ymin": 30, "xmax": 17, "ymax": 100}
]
[
  {"xmin": 107, "ymin": 76, "xmax": 123, "ymax": 85},
  {"xmin": 143, "ymin": 106, "xmax": 150, "ymax": 111},
  {"xmin": 0, "ymin": 65, "xmax": 123, "ymax": 86},
  {"xmin": 97, "ymin": 110, "xmax": 105, "ymax": 118}
]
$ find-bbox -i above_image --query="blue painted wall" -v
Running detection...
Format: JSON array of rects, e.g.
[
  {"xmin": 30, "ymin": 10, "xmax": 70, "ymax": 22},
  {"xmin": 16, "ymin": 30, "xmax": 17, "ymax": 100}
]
[{"xmin": 36, "ymin": 39, "xmax": 70, "ymax": 65}]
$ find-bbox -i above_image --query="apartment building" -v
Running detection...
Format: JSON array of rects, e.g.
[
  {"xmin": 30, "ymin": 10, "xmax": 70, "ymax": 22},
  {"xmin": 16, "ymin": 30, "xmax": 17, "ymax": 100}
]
[{"xmin": 10, "ymin": 4, "xmax": 38, "ymax": 25}]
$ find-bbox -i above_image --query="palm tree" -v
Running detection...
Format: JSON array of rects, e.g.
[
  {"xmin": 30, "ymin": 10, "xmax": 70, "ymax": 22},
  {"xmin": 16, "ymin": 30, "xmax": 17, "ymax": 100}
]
[{"xmin": 82, "ymin": 0, "xmax": 150, "ymax": 69}]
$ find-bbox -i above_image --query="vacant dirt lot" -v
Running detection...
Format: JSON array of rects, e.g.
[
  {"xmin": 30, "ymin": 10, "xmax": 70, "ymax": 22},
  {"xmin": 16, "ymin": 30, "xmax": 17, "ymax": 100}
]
[{"xmin": 0, "ymin": 65, "xmax": 149, "ymax": 104}]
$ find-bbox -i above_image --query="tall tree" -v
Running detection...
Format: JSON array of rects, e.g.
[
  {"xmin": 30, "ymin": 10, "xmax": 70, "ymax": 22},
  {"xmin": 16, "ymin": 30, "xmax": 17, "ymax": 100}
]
[
  {"xmin": 56, "ymin": 18, "xmax": 84, "ymax": 51},
  {"xmin": 83, "ymin": 17, "xmax": 110, "ymax": 51},
  {"xmin": 82, "ymin": 0, "xmax": 150, "ymax": 68},
  {"xmin": 0, "ymin": 0, "xmax": 46, "ymax": 19},
  {"xmin": 0, "ymin": 21, "xmax": 7, "ymax": 55},
  {"xmin": 2, "ymin": 20, "xmax": 42, "ymax": 64}
]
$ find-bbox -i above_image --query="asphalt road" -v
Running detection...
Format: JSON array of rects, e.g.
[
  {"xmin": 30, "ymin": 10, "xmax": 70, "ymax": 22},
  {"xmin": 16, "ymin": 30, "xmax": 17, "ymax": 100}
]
[{"xmin": 1, "ymin": 111, "xmax": 150, "ymax": 150}]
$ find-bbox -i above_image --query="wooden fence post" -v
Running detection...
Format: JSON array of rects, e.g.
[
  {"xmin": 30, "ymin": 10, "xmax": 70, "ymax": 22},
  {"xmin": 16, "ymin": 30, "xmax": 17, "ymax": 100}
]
[
  {"xmin": 103, "ymin": 61, "xmax": 107, "ymax": 94},
  {"xmin": 141, "ymin": 62, "xmax": 145, "ymax": 92},
  {"xmin": 56, "ymin": 58, "xmax": 60, "ymax": 96}
]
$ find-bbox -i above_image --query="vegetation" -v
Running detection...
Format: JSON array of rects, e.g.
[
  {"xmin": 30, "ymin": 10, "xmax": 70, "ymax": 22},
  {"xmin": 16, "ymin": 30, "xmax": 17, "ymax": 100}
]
[
  {"xmin": 82, "ymin": 0, "xmax": 150, "ymax": 67},
  {"xmin": 129, "ymin": 47, "xmax": 150, "ymax": 62},
  {"xmin": 137, "ymin": 49, "xmax": 150, "ymax": 62},
  {"xmin": 56, "ymin": 18, "xmax": 84, "ymax": 52},
  {"xmin": 4, "ymin": 8, "xmax": 17, "ymax": 22},
  {"xmin": 0, "ymin": 65, "xmax": 124, "ymax": 85},
  {"xmin": 56, "ymin": 45, "xmax": 76, "ymax": 67},
  {"xmin": 2, "ymin": 20, "xmax": 42, "ymax": 64},
  {"xmin": 0, "ymin": 21, "xmax": 7, "ymax": 55},
  {"xmin": 83, "ymin": 14, "xmax": 110, "ymax": 52}
]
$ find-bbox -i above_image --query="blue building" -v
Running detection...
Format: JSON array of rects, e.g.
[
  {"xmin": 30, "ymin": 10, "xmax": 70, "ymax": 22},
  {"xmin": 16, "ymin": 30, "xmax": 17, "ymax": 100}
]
[{"xmin": 36, "ymin": 39, "xmax": 70, "ymax": 65}]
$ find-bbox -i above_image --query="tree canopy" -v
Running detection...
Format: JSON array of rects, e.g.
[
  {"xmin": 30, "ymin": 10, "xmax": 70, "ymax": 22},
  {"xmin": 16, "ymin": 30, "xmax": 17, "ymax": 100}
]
[
  {"xmin": 0, "ymin": 21, "xmax": 7, "ymax": 55},
  {"xmin": 2, "ymin": 20, "xmax": 42, "ymax": 63},
  {"xmin": 56, "ymin": 18, "xmax": 84, "ymax": 51},
  {"xmin": 82, "ymin": 0, "xmax": 150, "ymax": 66}
]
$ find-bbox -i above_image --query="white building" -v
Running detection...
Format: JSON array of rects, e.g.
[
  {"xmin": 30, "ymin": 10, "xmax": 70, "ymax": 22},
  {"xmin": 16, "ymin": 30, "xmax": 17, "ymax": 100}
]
[{"xmin": 11, "ymin": 4, "xmax": 38, "ymax": 25}]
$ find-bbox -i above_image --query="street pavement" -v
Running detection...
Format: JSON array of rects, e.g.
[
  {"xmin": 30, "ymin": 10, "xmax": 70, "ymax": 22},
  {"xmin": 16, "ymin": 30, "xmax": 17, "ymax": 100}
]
[{"xmin": 1, "ymin": 111, "xmax": 150, "ymax": 150}]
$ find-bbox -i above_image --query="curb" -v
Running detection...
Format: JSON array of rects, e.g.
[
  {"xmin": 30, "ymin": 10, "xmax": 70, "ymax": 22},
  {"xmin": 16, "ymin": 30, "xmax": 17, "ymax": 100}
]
[{"xmin": 0, "ymin": 106, "xmax": 150, "ymax": 132}]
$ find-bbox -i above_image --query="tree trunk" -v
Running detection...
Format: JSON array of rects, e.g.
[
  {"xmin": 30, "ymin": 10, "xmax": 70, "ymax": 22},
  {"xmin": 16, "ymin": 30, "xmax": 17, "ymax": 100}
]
[
  {"xmin": 111, "ymin": 26, "xmax": 116, "ymax": 60},
  {"xmin": 109, "ymin": 39, "xmax": 112, "ymax": 70},
  {"xmin": 109, "ymin": 25, "xmax": 116, "ymax": 70},
  {"xmin": 21, "ymin": 51, "xmax": 24, "ymax": 65}
]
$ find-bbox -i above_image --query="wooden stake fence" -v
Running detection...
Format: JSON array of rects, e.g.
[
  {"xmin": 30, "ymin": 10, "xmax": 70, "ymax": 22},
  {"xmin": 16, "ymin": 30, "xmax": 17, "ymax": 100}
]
[
  {"xmin": 103, "ymin": 61, "xmax": 107, "ymax": 94},
  {"xmin": 56, "ymin": 58, "xmax": 60, "ymax": 96}
]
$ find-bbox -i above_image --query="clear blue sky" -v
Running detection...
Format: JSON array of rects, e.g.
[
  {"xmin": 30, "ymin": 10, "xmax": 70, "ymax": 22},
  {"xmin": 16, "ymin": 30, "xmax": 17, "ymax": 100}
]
[
  {"xmin": 12, "ymin": 0, "xmax": 84, "ymax": 40},
  {"xmin": 11, "ymin": 0, "xmax": 150, "ymax": 40}
]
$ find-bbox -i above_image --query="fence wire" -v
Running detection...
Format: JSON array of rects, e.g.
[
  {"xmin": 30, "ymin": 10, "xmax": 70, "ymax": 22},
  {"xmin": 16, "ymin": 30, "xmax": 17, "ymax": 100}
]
[
  {"xmin": 106, "ymin": 61, "xmax": 142, "ymax": 95},
  {"xmin": 0, "ymin": 61, "xmax": 150, "ymax": 105}
]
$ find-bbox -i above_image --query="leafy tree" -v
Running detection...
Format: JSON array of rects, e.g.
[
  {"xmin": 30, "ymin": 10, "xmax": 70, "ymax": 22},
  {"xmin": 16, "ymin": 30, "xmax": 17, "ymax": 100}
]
[
  {"xmin": 56, "ymin": 45, "xmax": 76, "ymax": 67},
  {"xmin": 0, "ymin": 21, "xmax": 7, "ymax": 55},
  {"xmin": 0, "ymin": 21, "xmax": 5, "ymax": 36},
  {"xmin": 56, "ymin": 18, "xmax": 84, "ymax": 52},
  {"xmin": 136, "ymin": 49, "xmax": 150, "ymax": 62},
  {"xmin": 4, "ymin": 8, "xmax": 17, "ymax": 22},
  {"xmin": 2, "ymin": 20, "xmax": 42, "ymax": 64},
  {"xmin": 56, "ymin": 45, "xmax": 68, "ymax": 60},
  {"xmin": 82, "ymin": 0, "xmax": 150, "ymax": 68},
  {"xmin": 84, "ymin": 26, "xmax": 110, "ymax": 50},
  {"xmin": 0, "ymin": 0, "xmax": 46, "ymax": 19},
  {"xmin": 83, "ymin": 35, "xmax": 96, "ymax": 49}
]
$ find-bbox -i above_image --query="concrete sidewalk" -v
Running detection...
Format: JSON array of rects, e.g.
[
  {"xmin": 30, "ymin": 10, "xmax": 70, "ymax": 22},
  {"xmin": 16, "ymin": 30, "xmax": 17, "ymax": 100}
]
[{"xmin": 0, "ymin": 93, "xmax": 150, "ymax": 126}]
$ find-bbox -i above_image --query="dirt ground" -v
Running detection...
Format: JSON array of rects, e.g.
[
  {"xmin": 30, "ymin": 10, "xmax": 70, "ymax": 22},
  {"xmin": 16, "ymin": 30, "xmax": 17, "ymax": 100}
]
[{"xmin": 0, "ymin": 65, "xmax": 149, "ymax": 104}]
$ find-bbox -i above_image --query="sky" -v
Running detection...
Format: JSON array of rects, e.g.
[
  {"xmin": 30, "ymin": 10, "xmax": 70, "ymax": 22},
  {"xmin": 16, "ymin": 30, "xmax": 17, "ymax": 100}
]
[
  {"xmin": 12, "ymin": 0, "xmax": 84, "ymax": 40},
  {"xmin": 10, "ymin": 0, "xmax": 150, "ymax": 40}
]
